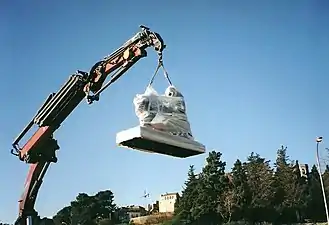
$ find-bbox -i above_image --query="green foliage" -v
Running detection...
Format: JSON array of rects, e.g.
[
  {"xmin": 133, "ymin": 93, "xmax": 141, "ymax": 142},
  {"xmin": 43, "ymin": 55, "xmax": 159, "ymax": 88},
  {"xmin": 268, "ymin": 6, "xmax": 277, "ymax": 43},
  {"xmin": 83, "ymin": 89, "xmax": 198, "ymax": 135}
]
[
  {"xmin": 306, "ymin": 165, "xmax": 327, "ymax": 222},
  {"xmin": 173, "ymin": 147, "xmax": 329, "ymax": 225},
  {"xmin": 175, "ymin": 151, "xmax": 229, "ymax": 224},
  {"xmin": 243, "ymin": 152, "xmax": 275, "ymax": 223},
  {"xmin": 53, "ymin": 190, "xmax": 117, "ymax": 225},
  {"xmin": 53, "ymin": 206, "xmax": 71, "ymax": 225},
  {"xmin": 174, "ymin": 165, "xmax": 199, "ymax": 224},
  {"xmin": 98, "ymin": 218, "xmax": 115, "ymax": 225},
  {"xmin": 229, "ymin": 159, "xmax": 250, "ymax": 221},
  {"xmin": 272, "ymin": 147, "xmax": 309, "ymax": 223},
  {"xmin": 50, "ymin": 146, "xmax": 329, "ymax": 225}
]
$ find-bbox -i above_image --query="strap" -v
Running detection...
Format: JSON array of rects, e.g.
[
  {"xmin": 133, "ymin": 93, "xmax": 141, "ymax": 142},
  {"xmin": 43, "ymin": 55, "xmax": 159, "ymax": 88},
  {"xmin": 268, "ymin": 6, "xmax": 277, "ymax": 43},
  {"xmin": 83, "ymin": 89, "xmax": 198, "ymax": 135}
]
[{"xmin": 148, "ymin": 54, "xmax": 173, "ymax": 86}]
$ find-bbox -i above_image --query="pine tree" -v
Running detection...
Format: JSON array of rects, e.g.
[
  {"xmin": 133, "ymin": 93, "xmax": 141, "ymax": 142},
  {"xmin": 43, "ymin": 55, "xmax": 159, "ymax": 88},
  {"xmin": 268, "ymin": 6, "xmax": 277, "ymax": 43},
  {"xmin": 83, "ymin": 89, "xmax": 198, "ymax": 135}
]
[
  {"xmin": 292, "ymin": 160, "xmax": 309, "ymax": 222},
  {"xmin": 230, "ymin": 159, "xmax": 251, "ymax": 221},
  {"xmin": 174, "ymin": 165, "xmax": 200, "ymax": 224},
  {"xmin": 217, "ymin": 159, "xmax": 250, "ymax": 223},
  {"xmin": 275, "ymin": 146, "xmax": 289, "ymax": 168},
  {"xmin": 273, "ymin": 146, "xmax": 309, "ymax": 224},
  {"xmin": 244, "ymin": 152, "xmax": 275, "ymax": 223},
  {"xmin": 322, "ymin": 165, "xmax": 329, "ymax": 199},
  {"xmin": 306, "ymin": 165, "xmax": 326, "ymax": 222},
  {"xmin": 273, "ymin": 145, "xmax": 291, "ymax": 223},
  {"xmin": 192, "ymin": 151, "xmax": 228, "ymax": 224}
]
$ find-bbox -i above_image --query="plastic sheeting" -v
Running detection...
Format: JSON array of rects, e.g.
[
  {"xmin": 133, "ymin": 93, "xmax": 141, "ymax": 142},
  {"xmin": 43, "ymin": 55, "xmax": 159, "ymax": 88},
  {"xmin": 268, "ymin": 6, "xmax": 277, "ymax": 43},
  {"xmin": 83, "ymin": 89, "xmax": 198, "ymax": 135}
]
[{"xmin": 133, "ymin": 85, "xmax": 194, "ymax": 140}]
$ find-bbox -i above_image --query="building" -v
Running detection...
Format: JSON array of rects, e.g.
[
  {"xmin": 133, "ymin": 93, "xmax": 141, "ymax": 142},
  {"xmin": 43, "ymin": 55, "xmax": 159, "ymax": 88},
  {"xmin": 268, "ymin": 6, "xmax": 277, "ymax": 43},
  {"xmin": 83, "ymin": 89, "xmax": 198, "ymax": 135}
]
[
  {"xmin": 299, "ymin": 163, "xmax": 309, "ymax": 178},
  {"xmin": 225, "ymin": 172, "xmax": 233, "ymax": 182},
  {"xmin": 147, "ymin": 200, "xmax": 159, "ymax": 213},
  {"xmin": 119, "ymin": 205, "xmax": 147, "ymax": 222},
  {"xmin": 159, "ymin": 192, "xmax": 179, "ymax": 213}
]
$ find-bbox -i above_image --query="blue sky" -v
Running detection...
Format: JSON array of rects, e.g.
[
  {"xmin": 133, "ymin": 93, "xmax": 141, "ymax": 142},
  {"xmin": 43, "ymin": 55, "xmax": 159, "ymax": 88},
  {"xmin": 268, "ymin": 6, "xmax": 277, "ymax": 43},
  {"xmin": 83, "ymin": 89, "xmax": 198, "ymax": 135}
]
[{"xmin": 1, "ymin": 0, "xmax": 329, "ymax": 222}]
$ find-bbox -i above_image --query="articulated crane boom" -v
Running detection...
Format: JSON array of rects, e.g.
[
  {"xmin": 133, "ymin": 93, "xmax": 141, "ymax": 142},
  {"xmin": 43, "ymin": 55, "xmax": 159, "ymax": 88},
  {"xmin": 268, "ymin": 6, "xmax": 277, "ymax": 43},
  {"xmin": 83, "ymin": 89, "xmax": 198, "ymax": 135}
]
[{"xmin": 10, "ymin": 25, "xmax": 165, "ymax": 225}]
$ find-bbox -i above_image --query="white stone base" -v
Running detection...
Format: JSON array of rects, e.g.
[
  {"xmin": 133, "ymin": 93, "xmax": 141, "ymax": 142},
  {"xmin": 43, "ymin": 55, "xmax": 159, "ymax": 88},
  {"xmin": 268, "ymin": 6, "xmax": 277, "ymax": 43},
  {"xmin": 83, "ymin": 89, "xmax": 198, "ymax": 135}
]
[{"xmin": 116, "ymin": 125, "xmax": 206, "ymax": 158}]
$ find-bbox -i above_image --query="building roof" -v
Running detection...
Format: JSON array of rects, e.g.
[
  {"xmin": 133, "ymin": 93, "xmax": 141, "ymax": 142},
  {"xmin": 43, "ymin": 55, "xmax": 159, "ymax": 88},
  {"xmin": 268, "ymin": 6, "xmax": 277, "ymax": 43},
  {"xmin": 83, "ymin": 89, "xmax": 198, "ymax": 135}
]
[
  {"xmin": 161, "ymin": 192, "xmax": 179, "ymax": 197},
  {"xmin": 122, "ymin": 205, "xmax": 146, "ymax": 212}
]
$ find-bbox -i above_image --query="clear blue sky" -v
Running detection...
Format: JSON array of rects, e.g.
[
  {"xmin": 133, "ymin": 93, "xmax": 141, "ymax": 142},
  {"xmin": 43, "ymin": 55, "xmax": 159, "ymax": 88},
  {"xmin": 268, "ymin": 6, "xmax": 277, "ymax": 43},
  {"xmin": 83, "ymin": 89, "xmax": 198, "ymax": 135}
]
[{"xmin": 1, "ymin": 0, "xmax": 328, "ymax": 222}]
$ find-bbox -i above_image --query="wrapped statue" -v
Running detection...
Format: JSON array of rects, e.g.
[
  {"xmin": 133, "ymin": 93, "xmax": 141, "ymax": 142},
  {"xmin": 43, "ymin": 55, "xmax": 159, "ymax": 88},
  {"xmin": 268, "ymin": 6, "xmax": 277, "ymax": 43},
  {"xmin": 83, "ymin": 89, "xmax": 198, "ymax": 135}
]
[{"xmin": 116, "ymin": 84, "xmax": 205, "ymax": 158}]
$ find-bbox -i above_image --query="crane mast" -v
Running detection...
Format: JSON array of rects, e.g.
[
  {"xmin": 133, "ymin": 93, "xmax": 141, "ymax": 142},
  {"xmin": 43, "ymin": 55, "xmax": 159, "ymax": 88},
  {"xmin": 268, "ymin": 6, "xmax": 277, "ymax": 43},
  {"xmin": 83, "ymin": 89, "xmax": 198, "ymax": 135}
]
[{"xmin": 11, "ymin": 25, "xmax": 165, "ymax": 225}]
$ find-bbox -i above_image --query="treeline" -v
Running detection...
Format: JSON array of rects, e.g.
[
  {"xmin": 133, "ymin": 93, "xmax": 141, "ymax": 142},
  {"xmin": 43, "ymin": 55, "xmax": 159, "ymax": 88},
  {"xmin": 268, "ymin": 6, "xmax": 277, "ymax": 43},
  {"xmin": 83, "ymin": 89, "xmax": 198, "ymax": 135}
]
[
  {"xmin": 53, "ymin": 190, "xmax": 118, "ymax": 225},
  {"xmin": 5, "ymin": 146, "xmax": 328, "ymax": 225},
  {"xmin": 51, "ymin": 146, "xmax": 329, "ymax": 225},
  {"xmin": 172, "ymin": 146, "xmax": 329, "ymax": 225}
]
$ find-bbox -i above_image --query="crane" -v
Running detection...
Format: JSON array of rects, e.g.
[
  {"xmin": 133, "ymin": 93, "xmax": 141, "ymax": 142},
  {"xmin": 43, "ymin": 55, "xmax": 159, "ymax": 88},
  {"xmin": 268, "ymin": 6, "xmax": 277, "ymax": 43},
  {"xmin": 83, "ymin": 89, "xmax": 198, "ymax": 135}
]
[{"xmin": 10, "ymin": 25, "xmax": 165, "ymax": 225}]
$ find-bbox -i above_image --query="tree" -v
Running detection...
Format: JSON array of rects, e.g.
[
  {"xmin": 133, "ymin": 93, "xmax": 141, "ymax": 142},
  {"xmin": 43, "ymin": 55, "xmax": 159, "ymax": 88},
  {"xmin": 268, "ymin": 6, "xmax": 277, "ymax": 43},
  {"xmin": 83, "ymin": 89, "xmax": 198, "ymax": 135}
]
[
  {"xmin": 292, "ymin": 160, "xmax": 309, "ymax": 222},
  {"xmin": 195, "ymin": 151, "xmax": 228, "ymax": 224},
  {"xmin": 228, "ymin": 159, "xmax": 251, "ymax": 222},
  {"xmin": 53, "ymin": 206, "xmax": 71, "ymax": 225},
  {"xmin": 244, "ymin": 152, "xmax": 275, "ymax": 223},
  {"xmin": 98, "ymin": 218, "xmax": 115, "ymax": 225},
  {"xmin": 273, "ymin": 146, "xmax": 291, "ymax": 223},
  {"xmin": 322, "ymin": 165, "xmax": 329, "ymax": 198},
  {"xmin": 52, "ymin": 147, "xmax": 329, "ymax": 224},
  {"xmin": 70, "ymin": 193, "xmax": 95, "ymax": 225},
  {"xmin": 275, "ymin": 146, "xmax": 289, "ymax": 169},
  {"xmin": 306, "ymin": 165, "xmax": 326, "ymax": 222},
  {"xmin": 272, "ymin": 146, "xmax": 308, "ymax": 223},
  {"xmin": 174, "ymin": 165, "xmax": 200, "ymax": 224},
  {"xmin": 93, "ymin": 190, "xmax": 117, "ymax": 220},
  {"xmin": 175, "ymin": 151, "xmax": 228, "ymax": 225},
  {"xmin": 53, "ymin": 190, "xmax": 117, "ymax": 225}
]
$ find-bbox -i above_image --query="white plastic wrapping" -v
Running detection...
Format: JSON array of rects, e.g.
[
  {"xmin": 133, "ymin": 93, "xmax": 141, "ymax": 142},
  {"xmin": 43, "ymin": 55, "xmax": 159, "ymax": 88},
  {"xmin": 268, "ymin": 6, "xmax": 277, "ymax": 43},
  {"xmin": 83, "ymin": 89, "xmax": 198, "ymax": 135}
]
[{"xmin": 133, "ymin": 85, "xmax": 194, "ymax": 140}]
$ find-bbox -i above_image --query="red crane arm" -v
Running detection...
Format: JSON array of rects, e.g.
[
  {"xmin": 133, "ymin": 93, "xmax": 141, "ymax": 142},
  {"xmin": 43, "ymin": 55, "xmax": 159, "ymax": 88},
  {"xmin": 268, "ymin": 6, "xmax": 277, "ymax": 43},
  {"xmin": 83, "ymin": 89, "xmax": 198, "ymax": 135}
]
[{"xmin": 11, "ymin": 25, "xmax": 165, "ymax": 225}]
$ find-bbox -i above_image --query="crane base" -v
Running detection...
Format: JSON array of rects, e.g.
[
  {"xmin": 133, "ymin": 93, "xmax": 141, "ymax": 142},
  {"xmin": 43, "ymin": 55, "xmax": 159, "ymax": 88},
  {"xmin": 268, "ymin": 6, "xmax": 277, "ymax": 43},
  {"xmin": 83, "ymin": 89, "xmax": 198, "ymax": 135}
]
[{"xmin": 116, "ymin": 125, "xmax": 205, "ymax": 158}]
